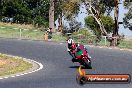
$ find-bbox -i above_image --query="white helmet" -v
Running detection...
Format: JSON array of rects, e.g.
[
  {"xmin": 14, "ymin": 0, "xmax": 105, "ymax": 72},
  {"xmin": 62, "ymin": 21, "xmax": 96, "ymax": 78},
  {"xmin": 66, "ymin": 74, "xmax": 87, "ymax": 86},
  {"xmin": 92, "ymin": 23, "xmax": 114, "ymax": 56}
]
[{"xmin": 68, "ymin": 39, "xmax": 73, "ymax": 44}]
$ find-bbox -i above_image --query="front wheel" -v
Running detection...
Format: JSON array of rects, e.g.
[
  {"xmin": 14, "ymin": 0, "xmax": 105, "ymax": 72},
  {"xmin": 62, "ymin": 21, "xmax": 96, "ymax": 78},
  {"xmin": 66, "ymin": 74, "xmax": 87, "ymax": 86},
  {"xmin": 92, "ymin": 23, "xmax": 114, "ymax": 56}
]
[{"xmin": 83, "ymin": 58, "xmax": 92, "ymax": 69}]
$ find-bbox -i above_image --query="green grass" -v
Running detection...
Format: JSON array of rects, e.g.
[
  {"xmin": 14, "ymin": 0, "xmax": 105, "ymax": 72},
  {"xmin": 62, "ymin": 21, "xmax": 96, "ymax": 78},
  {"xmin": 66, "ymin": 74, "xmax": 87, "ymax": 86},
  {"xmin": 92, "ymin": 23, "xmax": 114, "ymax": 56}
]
[
  {"xmin": 98, "ymin": 39, "xmax": 132, "ymax": 49},
  {"xmin": 72, "ymin": 35, "xmax": 96, "ymax": 44},
  {"xmin": 52, "ymin": 33, "xmax": 67, "ymax": 42},
  {"xmin": 72, "ymin": 35, "xmax": 132, "ymax": 49},
  {"xmin": 0, "ymin": 54, "xmax": 32, "ymax": 76},
  {"xmin": 0, "ymin": 25, "xmax": 132, "ymax": 49},
  {"xmin": 98, "ymin": 39, "xmax": 109, "ymax": 46},
  {"xmin": 0, "ymin": 25, "xmax": 67, "ymax": 41},
  {"xmin": 0, "ymin": 26, "xmax": 44, "ymax": 40},
  {"xmin": 118, "ymin": 40, "xmax": 132, "ymax": 49},
  {"xmin": 97, "ymin": 39, "xmax": 132, "ymax": 49},
  {"xmin": 21, "ymin": 30, "xmax": 44, "ymax": 40}
]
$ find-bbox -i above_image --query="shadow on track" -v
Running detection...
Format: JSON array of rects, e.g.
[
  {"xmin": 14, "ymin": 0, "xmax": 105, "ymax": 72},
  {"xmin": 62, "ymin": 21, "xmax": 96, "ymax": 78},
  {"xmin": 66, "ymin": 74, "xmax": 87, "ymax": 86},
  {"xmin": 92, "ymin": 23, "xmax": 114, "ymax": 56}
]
[{"xmin": 69, "ymin": 66, "xmax": 92, "ymax": 69}]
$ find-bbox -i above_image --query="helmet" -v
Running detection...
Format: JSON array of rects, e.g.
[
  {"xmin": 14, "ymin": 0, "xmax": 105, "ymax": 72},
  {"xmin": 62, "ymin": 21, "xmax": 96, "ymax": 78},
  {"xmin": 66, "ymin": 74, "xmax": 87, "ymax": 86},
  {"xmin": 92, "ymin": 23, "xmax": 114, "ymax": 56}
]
[{"xmin": 68, "ymin": 39, "xmax": 73, "ymax": 45}]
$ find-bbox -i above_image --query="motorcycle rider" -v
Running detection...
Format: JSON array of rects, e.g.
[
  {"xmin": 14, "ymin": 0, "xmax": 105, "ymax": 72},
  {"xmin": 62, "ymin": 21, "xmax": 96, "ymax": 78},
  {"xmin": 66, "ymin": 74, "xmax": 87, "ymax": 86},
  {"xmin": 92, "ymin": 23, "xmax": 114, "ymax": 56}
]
[
  {"xmin": 67, "ymin": 37, "xmax": 91, "ymax": 62},
  {"xmin": 67, "ymin": 36, "xmax": 77, "ymax": 61}
]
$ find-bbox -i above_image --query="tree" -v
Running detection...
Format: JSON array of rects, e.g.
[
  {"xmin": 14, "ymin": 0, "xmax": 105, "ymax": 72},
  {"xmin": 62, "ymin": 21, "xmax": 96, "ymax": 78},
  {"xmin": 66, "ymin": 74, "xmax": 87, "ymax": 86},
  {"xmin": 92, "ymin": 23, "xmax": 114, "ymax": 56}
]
[
  {"xmin": 82, "ymin": 0, "xmax": 121, "ymax": 46},
  {"xmin": 0, "ymin": 0, "xmax": 50, "ymax": 27},
  {"xmin": 85, "ymin": 15, "xmax": 114, "ymax": 40},
  {"xmin": 49, "ymin": 0, "xmax": 54, "ymax": 32},
  {"xmin": 62, "ymin": 0, "xmax": 80, "ymax": 20},
  {"xmin": 69, "ymin": 19, "xmax": 82, "ymax": 32},
  {"xmin": 123, "ymin": 1, "xmax": 132, "ymax": 30},
  {"xmin": 30, "ymin": 0, "xmax": 50, "ymax": 27},
  {"xmin": 1, "ymin": 0, "xmax": 32, "ymax": 23},
  {"xmin": 54, "ymin": 0, "xmax": 62, "ymax": 32},
  {"xmin": 0, "ymin": 0, "xmax": 3, "ymax": 20},
  {"xmin": 82, "ymin": 0, "xmax": 115, "ymax": 35},
  {"xmin": 54, "ymin": 0, "xmax": 81, "ymax": 32}
]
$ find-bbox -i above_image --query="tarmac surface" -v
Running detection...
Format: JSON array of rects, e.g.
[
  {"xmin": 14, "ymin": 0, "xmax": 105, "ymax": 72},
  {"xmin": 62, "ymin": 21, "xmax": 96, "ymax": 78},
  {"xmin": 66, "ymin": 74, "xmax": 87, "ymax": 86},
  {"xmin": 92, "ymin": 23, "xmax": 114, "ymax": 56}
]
[{"xmin": 0, "ymin": 38, "xmax": 132, "ymax": 88}]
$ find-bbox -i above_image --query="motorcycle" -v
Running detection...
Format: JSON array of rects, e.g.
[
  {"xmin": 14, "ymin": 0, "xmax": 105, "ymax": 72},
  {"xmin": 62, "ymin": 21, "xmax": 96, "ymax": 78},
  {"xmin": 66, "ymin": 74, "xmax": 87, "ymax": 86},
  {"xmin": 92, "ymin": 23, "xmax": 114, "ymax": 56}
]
[{"xmin": 68, "ymin": 44, "xmax": 92, "ymax": 68}]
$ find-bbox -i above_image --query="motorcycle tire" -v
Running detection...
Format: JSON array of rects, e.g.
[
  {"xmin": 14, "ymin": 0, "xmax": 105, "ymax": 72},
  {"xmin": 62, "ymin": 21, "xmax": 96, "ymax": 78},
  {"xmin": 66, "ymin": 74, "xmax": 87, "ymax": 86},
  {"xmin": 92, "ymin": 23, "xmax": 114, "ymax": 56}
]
[{"xmin": 83, "ymin": 58, "xmax": 92, "ymax": 69}]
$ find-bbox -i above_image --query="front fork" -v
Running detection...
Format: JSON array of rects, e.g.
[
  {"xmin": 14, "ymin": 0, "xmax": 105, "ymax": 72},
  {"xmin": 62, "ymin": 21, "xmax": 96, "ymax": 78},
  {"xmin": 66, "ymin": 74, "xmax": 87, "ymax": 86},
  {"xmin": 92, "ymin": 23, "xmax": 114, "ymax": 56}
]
[{"xmin": 82, "ymin": 56, "xmax": 91, "ymax": 63}]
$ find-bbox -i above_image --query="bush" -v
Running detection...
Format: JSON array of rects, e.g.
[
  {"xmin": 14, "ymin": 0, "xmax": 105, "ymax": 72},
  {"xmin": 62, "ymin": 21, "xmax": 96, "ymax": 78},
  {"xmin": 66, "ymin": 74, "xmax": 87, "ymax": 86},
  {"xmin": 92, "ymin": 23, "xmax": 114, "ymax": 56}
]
[{"xmin": 34, "ymin": 16, "xmax": 48, "ymax": 28}]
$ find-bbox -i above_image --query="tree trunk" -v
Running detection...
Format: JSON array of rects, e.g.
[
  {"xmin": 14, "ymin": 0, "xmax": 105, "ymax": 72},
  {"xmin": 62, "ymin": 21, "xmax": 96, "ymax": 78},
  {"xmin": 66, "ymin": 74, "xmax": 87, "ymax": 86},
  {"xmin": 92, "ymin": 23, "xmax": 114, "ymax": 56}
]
[
  {"xmin": 58, "ymin": 13, "xmax": 63, "ymax": 32},
  {"xmin": 110, "ymin": 34, "xmax": 118, "ymax": 46},
  {"xmin": 110, "ymin": 0, "xmax": 119, "ymax": 46},
  {"xmin": 49, "ymin": 0, "xmax": 55, "ymax": 32},
  {"xmin": 83, "ymin": 1, "xmax": 108, "ymax": 36}
]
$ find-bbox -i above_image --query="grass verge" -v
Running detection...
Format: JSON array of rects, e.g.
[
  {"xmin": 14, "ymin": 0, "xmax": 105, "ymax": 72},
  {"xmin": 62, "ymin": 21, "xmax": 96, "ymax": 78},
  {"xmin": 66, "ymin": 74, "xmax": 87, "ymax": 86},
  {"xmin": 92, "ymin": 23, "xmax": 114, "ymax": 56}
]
[
  {"xmin": 118, "ymin": 40, "xmax": 132, "ymax": 49},
  {"xmin": 0, "ymin": 26, "xmax": 44, "ymax": 40},
  {"xmin": 0, "ymin": 53, "xmax": 32, "ymax": 76},
  {"xmin": 0, "ymin": 22, "xmax": 131, "ymax": 49}
]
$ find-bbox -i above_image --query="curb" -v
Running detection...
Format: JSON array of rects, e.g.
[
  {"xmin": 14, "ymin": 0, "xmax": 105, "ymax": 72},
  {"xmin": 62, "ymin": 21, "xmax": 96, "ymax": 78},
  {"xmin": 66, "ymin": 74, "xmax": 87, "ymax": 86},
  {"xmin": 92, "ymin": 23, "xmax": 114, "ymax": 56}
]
[{"xmin": 0, "ymin": 53, "xmax": 43, "ymax": 80}]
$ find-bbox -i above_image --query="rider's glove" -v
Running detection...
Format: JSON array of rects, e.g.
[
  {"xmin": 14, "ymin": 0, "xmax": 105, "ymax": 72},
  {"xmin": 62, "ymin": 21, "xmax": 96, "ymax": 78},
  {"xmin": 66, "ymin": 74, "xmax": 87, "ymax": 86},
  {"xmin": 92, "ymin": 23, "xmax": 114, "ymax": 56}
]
[{"xmin": 67, "ymin": 48, "xmax": 70, "ymax": 51}]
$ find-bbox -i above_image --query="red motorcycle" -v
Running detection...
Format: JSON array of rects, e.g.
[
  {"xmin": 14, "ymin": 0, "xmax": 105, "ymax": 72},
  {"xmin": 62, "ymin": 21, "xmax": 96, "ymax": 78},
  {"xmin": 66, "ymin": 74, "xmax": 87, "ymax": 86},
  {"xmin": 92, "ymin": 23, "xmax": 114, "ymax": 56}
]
[{"xmin": 68, "ymin": 44, "xmax": 92, "ymax": 68}]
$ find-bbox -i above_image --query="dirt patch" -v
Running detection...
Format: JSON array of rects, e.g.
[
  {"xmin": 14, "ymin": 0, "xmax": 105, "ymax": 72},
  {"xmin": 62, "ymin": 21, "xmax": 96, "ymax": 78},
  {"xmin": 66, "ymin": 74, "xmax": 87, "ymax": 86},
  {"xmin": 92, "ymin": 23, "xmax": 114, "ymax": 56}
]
[
  {"xmin": 0, "ymin": 60, "xmax": 6, "ymax": 66},
  {"xmin": 0, "ymin": 57, "xmax": 18, "ymax": 66}
]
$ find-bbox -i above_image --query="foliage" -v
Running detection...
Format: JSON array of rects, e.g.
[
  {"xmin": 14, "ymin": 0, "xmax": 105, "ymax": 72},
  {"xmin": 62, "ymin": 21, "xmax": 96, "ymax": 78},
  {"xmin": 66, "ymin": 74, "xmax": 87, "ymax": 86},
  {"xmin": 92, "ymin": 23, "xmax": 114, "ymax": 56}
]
[
  {"xmin": 76, "ymin": 28, "xmax": 92, "ymax": 35},
  {"xmin": 98, "ymin": 0, "xmax": 115, "ymax": 15},
  {"xmin": 69, "ymin": 19, "xmax": 82, "ymax": 32},
  {"xmin": 0, "ymin": 0, "xmax": 50, "ymax": 27},
  {"xmin": 62, "ymin": 19, "xmax": 82, "ymax": 34},
  {"xmin": 85, "ymin": 16, "xmax": 101, "ymax": 39},
  {"xmin": 82, "ymin": 0, "xmax": 115, "ymax": 15},
  {"xmin": 101, "ymin": 15, "xmax": 115, "ymax": 32},
  {"xmin": 123, "ymin": 1, "xmax": 132, "ymax": 30},
  {"xmin": 34, "ymin": 16, "xmax": 48, "ymax": 28},
  {"xmin": 85, "ymin": 15, "xmax": 114, "ymax": 39},
  {"xmin": 73, "ymin": 28, "xmax": 93, "ymax": 39},
  {"xmin": 61, "ymin": 0, "xmax": 80, "ymax": 20}
]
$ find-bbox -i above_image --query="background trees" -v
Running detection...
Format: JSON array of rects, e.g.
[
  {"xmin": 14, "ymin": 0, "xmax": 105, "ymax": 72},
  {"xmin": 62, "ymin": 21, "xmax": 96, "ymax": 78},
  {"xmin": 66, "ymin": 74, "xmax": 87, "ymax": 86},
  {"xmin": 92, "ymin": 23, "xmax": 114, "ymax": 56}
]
[
  {"xmin": 123, "ymin": 1, "xmax": 132, "ymax": 30},
  {"xmin": 0, "ymin": 0, "xmax": 131, "ymax": 45},
  {"xmin": 82, "ymin": 0, "xmax": 124, "ymax": 46},
  {"xmin": 0, "ymin": 0, "xmax": 81, "ymax": 30},
  {"xmin": 82, "ymin": 0, "xmax": 115, "ymax": 36},
  {"xmin": 0, "ymin": 0, "xmax": 50, "ymax": 27},
  {"xmin": 55, "ymin": 0, "xmax": 81, "ymax": 32},
  {"xmin": 85, "ymin": 15, "xmax": 114, "ymax": 40}
]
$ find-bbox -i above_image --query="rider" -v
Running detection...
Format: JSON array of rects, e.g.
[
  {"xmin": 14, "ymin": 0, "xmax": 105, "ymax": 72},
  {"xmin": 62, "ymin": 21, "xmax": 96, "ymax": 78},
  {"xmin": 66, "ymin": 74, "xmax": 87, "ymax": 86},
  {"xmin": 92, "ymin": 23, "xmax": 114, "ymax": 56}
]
[
  {"xmin": 67, "ymin": 36, "xmax": 76, "ymax": 61},
  {"xmin": 67, "ymin": 37, "xmax": 91, "ymax": 62}
]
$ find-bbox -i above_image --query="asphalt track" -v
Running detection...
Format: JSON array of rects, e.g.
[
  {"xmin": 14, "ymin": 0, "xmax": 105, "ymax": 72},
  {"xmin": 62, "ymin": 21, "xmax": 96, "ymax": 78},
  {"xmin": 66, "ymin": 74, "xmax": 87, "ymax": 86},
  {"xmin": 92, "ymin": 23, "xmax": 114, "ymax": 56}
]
[{"xmin": 0, "ymin": 38, "xmax": 132, "ymax": 88}]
